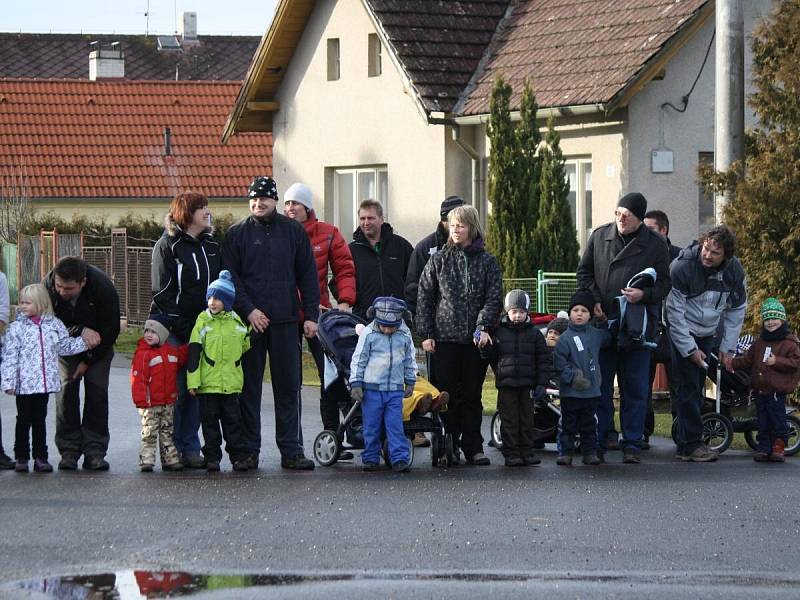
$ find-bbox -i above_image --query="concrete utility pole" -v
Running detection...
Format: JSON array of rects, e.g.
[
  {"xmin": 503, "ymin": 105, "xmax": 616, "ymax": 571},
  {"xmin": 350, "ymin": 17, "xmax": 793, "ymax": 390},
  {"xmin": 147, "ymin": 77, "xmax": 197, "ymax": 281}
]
[{"xmin": 714, "ymin": 0, "xmax": 745, "ymax": 223}]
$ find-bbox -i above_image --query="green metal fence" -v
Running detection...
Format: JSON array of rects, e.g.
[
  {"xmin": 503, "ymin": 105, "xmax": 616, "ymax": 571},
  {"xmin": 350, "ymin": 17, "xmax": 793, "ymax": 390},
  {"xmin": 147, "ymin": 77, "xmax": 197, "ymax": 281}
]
[
  {"xmin": 501, "ymin": 278, "xmax": 538, "ymax": 311},
  {"xmin": 536, "ymin": 270, "xmax": 577, "ymax": 315},
  {"xmin": 1, "ymin": 242, "xmax": 17, "ymax": 303}
]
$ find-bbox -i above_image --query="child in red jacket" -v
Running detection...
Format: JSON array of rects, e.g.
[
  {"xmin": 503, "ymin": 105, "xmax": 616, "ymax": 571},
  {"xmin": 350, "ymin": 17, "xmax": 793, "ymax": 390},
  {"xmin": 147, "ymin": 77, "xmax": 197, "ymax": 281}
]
[{"xmin": 130, "ymin": 316, "xmax": 187, "ymax": 472}]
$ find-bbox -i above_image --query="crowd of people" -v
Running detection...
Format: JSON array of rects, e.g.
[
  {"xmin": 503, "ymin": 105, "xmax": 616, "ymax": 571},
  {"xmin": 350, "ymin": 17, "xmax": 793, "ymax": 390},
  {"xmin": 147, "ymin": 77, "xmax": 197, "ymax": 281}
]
[{"xmin": 0, "ymin": 178, "xmax": 798, "ymax": 474}]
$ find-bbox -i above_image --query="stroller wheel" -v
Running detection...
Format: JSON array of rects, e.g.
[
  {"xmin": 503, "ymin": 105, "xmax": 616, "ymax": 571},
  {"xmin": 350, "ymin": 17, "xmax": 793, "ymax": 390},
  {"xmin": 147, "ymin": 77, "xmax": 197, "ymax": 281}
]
[
  {"xmin": 701, "ymin": 413, "xmax": 734, "ymax": 453},
  {"xmin": 382, "ymin": 437, "xmax": 415, "ymax": 468},
  {"xmin": 431, "ymin": 430, "xmax": 441, "ymax": 468},
  {"xmin": 491, "ymin": 412, "xmax": 503, "ymax": 450},
  {"xmin": 313, "ymin": 430, "xmax": 341, "ymax": 467}
]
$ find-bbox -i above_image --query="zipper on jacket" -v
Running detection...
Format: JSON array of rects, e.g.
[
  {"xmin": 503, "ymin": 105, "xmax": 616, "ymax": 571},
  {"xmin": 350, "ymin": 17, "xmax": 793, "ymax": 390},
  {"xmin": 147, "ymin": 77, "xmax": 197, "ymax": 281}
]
[
  {"xmin": 387, "ymin": 332, "xmax": 394, "ymax": 389},
  {"xmin": 192, "ymin": 253, "xmax": 200, "ymax": 281},
  {"xmin": 37, "ymin": 322, "xmax": 48, "ymax": 394},
  {"xmin": 202, "ymin": 246, "xmax": 211, "ymax": 288}
]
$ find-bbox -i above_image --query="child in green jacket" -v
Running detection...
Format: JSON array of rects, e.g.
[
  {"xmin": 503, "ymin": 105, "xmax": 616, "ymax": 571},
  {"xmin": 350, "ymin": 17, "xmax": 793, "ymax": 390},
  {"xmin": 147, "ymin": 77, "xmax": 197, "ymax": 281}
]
[{"xmin": 187, "ymin": 270, "xmax": 251, "ymax": 472}]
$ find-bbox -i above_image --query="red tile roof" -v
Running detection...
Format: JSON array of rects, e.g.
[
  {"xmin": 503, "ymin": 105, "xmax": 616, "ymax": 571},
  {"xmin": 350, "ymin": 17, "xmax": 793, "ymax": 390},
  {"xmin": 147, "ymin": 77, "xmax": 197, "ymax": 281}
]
[
  {"xmin": 0, "ymin": 79, "xmax": 272, "ymax": 199},
  {"xmin": 457, "ymin": 0, "xmax": 710, "ymax": 115},
  {"xmin": 0, "ymin": 33, "xmax": 261, "ymax": 81}
]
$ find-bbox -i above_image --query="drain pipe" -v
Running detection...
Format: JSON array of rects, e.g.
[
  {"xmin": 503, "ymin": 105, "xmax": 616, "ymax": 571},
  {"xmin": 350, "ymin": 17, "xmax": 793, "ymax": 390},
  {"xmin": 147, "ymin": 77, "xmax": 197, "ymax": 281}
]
[{"xmin": 450, "ymin": 124, "xmax": 483, "ymax": 219}]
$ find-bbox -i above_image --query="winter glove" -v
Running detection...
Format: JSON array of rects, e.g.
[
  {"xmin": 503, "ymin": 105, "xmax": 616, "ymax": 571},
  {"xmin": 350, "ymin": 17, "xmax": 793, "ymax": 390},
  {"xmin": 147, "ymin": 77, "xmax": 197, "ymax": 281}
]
[
  {"xmin": 533, "ymin": 385, "xmax": 547, "ymax": 401},
  {"xmin": 404, "ymin": 384, "xmax": 414, "ymax": 398},
  {"xmin": 572, "ymin": 370, "xmax": 591, "ymax": 391},
  {"xmin": 350, "ymin": 387, "xmax": 364, "ymax": 402}
]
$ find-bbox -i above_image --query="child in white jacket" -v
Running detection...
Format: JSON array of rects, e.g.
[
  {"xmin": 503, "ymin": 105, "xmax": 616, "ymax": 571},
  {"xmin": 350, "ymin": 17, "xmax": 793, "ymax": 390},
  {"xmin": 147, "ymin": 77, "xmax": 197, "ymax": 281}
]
[{"xmin": 1, "ymin": 284, "xmax": 87, "ymax": 473}]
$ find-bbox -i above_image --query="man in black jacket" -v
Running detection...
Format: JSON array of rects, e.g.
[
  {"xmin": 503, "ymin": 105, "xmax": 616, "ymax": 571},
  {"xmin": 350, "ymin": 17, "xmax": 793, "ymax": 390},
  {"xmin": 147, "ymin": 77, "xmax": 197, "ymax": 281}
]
[
  {"xmin": 45, "ymin": 257, "xmax": 120, "ymax": 471},
  {"xmin": 349, "ymin": 199, "xmax": 413, "ymax": 319},
  {"xmin": 404, "ymin": 195, "xmax": 463, "ymax": 316},
  {"xmin": 577, "ymin": 192, "xmax": 671, "ymax": 463},
  {"xmin": 223, "ymin": 176, "xmax": 320, "ymax": 471}
]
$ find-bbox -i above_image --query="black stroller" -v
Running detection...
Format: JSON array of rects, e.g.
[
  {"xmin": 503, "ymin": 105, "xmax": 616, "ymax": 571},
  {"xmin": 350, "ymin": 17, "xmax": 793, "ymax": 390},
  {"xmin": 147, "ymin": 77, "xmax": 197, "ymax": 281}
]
[
  {"xmin": 311, "ymin": 310, "xmax": 453, "ymax": 467},
  {"xmin": 670, "ymin": 344, "xmax": 800, "ymax": 455}
]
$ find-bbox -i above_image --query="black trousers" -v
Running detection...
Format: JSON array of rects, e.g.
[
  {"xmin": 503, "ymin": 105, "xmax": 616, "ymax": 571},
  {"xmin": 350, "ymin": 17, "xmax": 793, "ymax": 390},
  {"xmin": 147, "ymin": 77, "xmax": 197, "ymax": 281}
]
[
  {"xmin": 239, "ymin": 322, "xmax": 303, "ymax": 459},
  {"xmin": 14, "ymin": 393, "xmax": 49, "ymax": 460},
  {"xmin": 199, "ymin": 393, "xmax": 245, "ymax": 462},
  {"xmin": 305, "ymin": 331, "xmax": 342, "ymax": 431},
  {"xmin": 498, "ymin": 387, "xmax": 534, "ymax": 458},
  {"xmin": 559, "ymin": 396, "xmax": 599, "ymax": 454},
  {"xmin": 431, "ymin": 342, "xmax": 488, "ymax": 458},
  {"xmin": 55, "ymin": 353, "xmax": 113, "ymax": 459}
]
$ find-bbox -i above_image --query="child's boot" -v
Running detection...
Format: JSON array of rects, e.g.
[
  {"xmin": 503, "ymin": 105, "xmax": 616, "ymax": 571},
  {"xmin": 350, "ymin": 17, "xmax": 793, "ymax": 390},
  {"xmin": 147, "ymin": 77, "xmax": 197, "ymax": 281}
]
[
  {"xmin": 33, "ymin": 459, "xmax": 53, "ymax": 473},
  {"xmin": 582, "ymin": 452, "xmax": 601, "ymax": 466},
  {"xmin": 770, "ymin": 439, "xmax": 786, "ymax": 462},
  {"xmin": 753, "ymin": 452, "xmax": 770, "ymax": 462},
  {"xmin": 14, "ymin": 459, "xmax": 28, "ymax": 472},
  {"xmin": 140, "ymin": 463, "xmax": 154, "ymax": 472},
  {"xmin": 162, "ymin": 462, "xmax": 184, "ymax": 472},
  {"xmin": 416, "ymin": 393, "xmax": 433, "ymax": 415},
  {"xmin": 523, "ymin": 453, "xmax": 541, "ymax": 466},
  {"xmin": 504, "ymin": 456, "xmax": 524, "ymax": 467},
  {"xmin": 431, "ymin": 391, "xmax": 449, "ymax": 412},
  {"xmin": 556, "ymin": 453, "xmax": 573, "ymax": 466}
]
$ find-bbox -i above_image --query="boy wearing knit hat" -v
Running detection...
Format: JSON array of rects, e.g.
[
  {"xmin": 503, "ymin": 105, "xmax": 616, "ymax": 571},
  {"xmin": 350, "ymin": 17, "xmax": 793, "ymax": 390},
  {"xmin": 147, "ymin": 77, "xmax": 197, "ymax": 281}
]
[
  {"xmin": 553, "ymin": 290, "xmax": 612, "ymax": 466},
  {"xmin": 186, "ymin": 271, "xmax": 251, "ymax": 471},
  {"xmin": 730, "ymin": 298, "xmax": 800, "ymax": 462},
  {"xmin": 131, "ymin": 315, "xmax": 187, "ymax": 472}
]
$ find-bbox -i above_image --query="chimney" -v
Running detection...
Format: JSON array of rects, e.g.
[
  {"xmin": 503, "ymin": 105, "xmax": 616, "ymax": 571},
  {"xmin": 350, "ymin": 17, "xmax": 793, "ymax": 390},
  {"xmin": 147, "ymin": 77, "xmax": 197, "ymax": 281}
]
[
  {"xmin": 89, "ymin": 42, "xmax": 124, "ymax": 80},
  {"xmin": 179, "ymin": 12, "xmax": 198, "ymax": 45},
  {"xmin": 163, "ymin": 127, "xmax": 172, "ymax": 156}
]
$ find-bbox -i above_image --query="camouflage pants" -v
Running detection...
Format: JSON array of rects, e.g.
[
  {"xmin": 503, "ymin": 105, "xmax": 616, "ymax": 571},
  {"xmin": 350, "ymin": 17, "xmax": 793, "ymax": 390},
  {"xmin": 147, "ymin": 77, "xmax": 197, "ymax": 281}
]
[{"xmin": 139, "ymin": 405, "xmax": 180, "ymax": 467}]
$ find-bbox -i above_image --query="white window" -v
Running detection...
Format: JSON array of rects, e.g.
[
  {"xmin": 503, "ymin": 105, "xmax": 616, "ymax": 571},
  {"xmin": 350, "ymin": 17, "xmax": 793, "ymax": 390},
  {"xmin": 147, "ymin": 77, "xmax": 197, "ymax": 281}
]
[
  {"xmin": 334, "ymin": 167, "xmax": 388, "ymax": 235},
  {"xmin": 368, "ymin": 33, "xmax": 382, "ymax": 77},
  {"xmin": 327, "ymin": 38, "xmax": 340, "ymax": 81},
  {"xmin": 565, "ymin": 158, "xmax": 593, "ymax": 249}
]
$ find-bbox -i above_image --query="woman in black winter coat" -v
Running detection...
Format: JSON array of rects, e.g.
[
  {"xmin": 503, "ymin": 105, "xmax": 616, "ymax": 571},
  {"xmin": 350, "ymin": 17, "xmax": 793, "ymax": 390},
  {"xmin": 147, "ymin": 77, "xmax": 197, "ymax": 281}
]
[
  {"xmin": 149, "ymin": 191, "xmax": 221, "ymax": 468},
  {"xmin": 416, "ymin": 205, "xmax": 503, "ymax": 465}
]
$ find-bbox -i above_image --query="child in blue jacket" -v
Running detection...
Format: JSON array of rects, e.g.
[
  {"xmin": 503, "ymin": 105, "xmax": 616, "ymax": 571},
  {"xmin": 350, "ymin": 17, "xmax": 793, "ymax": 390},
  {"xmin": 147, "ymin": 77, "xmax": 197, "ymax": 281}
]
[
  {"xmin": 554, "ymin": 290, "xmax": 612, "ymax": 466},
  {"xmin": 350, "ymin": 297, "xmax": 417, "ymax": 472}
]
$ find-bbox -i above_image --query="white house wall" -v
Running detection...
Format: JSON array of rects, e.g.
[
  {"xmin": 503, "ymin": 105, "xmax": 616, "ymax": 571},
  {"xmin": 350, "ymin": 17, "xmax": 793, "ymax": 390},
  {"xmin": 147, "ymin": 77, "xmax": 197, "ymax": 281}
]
[
  {"xmin": 627, "ymin": 0, "xmax": 775, "ymax": 247},
  {"xmin": 271, "ymin": 0, "xmax": 447, "ymax": 245}
]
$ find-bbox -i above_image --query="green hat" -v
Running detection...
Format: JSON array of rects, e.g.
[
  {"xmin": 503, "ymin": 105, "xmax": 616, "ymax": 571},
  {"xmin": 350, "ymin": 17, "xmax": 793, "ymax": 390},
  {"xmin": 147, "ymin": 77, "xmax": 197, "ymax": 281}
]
[{"xmin": 761, "ymin": 297, "xmax": 786, "ymax": 322}]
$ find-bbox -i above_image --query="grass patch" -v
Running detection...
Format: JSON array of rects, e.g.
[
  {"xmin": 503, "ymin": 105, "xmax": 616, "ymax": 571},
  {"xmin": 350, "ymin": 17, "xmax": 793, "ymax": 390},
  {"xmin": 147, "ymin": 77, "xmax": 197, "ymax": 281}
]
[{"xmin": 115, "ymin": 327, "xmax": 142, "ymax": 354}]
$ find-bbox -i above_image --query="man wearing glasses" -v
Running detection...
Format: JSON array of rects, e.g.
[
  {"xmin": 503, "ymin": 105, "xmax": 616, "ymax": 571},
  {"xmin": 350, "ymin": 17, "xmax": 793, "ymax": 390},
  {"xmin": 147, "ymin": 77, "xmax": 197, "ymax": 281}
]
[{"xmin": 576, "ymin": 192, "xmax": 671, "ymax": 464}]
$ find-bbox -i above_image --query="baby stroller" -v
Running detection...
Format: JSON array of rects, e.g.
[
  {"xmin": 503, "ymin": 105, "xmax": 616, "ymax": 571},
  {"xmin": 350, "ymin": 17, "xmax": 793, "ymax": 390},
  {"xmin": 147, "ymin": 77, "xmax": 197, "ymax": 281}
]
[
  {"xmin": 670, "ymin": 343, "xmax": 800, "ymax": 455},
  {"xmin": 490, "ymin": 386, "xmax": 562, "ymax": 450},
  {"xmin": 312, "ymin": 310, "xmax": 453, "ymax": 467}
]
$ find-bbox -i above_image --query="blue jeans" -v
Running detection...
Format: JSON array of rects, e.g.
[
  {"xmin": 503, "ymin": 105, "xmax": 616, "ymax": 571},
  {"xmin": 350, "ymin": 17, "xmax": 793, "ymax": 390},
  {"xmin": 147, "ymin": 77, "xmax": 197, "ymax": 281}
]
[
  {"xmin": 671, "ymin": 334, "xmax": 713, "ymax": 456},
  {"xmin": 361, "ymin": 390, "xmax": 409, "ymax": 465},
  {"xmin": 597, "ymin": 345, "xmax": 651, "ymax": 452},
  {"xmin": 755, "ymin": 393, "xmax": 789, "ymax": 453},
  {"xmin": 168, "ymin": 334, "xmax": 201, "ymax": 458}
]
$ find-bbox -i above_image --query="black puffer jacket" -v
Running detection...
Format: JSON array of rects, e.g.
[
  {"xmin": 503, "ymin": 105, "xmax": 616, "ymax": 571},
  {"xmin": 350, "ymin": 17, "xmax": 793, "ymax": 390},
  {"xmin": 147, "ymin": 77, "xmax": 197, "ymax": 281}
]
[
  {"xmin": 577, "ymin": 222, "xmax": 671, "ymax": 319},
  {"xmin": 404, "ymin": 223, "xmax": 448, "ymax": 315},
  {"xmin": 482, "ymin": 318, "xmax": 551, "ymax": 388},
  {"xmin": 416, "ymin": 237, "xmax": 502, "ymax": 344},
  {"xmin": 150, "ymin": 219, "xmax": 221, "ymax": 343},
  {"xmin": 349, "ymin": 223, "xmax": 413, "ymax": 318}
]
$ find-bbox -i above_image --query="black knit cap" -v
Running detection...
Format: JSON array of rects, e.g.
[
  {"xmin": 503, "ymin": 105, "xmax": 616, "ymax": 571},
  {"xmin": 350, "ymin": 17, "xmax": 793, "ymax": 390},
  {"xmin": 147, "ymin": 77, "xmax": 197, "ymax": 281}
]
[
  {"xmin": 546, "ymin": 317, "xmax": 569, "ymax": 335},
  {"xmin": 440, "ymin": 195, "xmax": 465, "ymax": 220},
  {"xmin": 569, "ymin": 289, "xmax": 595, "ymax": 314},
  {"xmin": 248, "ymin": 176, "xmax": 278, "ymax": 200},
  {"xmin": 617, "ymin": 192, "xmax": 647, "ymax": 222}
]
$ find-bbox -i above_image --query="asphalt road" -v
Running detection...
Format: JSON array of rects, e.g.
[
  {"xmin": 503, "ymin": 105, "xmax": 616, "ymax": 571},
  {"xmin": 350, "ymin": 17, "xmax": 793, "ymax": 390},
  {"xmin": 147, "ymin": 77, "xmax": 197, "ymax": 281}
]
[{"xmin": 1, "ymin": 354, "xmax": 798, "ymax": 598}]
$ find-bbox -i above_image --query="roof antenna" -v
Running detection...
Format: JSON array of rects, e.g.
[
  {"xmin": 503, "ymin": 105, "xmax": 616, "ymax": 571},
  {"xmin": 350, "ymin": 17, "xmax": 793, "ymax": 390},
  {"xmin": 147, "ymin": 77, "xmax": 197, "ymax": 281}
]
[{"xmin": 144, "ymin": 0, "xmax": 150, "ymax": 37}]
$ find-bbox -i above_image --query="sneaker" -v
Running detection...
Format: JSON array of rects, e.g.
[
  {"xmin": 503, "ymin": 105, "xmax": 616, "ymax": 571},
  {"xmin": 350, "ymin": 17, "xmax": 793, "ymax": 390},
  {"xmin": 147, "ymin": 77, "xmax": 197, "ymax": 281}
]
[
  {"xmin": 14, "ymin": 459, "xmax": 28, "ymax": 472},
  {"xmin": 430, "ymin": 391, "xmax": 449, "ymax": 412},
  {"xmin": 556, "ymin": 454, "xmax": 573, "ymax": 466},
  {"xmin": 770, "ymin": 439, "xmax": 786, "ymax": 462},
  {"xmin": 181, "ymin": 454, "xmax": 206, "ymax": 469},
  {"xmin": 140, "ymin": 463, "xmax": 154, "ymax": 472},
  {"xmin": 232, "ymin": 460, "xmax": 249, "ymax": 472},
  {"xmin": 392, "ymin": 460, "xmax": 411, "ymax": 472},
  {"xmin": 412, "ymin": 433, "xmax": 431, "ymax": 448},
  {"xmin": 753, "ymin": 452, "xmax": 770, "ymax": 462},
  {"xmin": 681, "ymin": 445, "xmax": 719, "ymax": 462},
  {"xmin": 622, "ymin": 450, "xmax": 641, "ymax": 464},
  {"xmin": 582, "ymin": 453, "xmax": 601, "ymax": 466},
  {"xmin": 162, "ymin": 462, "xmax": 184, "ymax": 472},
  {"xmin": 206, "ymin": 460, "xmax": 221, "ymax": 471},
  {"xmin": 504, "ymin": 456, "xmax": 524, "ymax": 467},
  {"xmin": 33, "ymin": 459, "xmax": 53, "ymax": 473},
  {"xmin": 281, "ymin": 454, "xmax": 315, "ymax": 470},
  {"xmin": 83, "ymin": 456, "xmax": 110, "ymax": 471},
  {"xmin": 338, "ymin": 450, "xmax": 354, "ymax": 461},
  {"xmin": 0, "ymin": 452, "xmax": 15, "ymax": 470},
  {"xmin": 58, "ymin": 456, "xmax": 79, "ymax": 471},
  {"xmin": 522, "ymin": 454, "xmax": 541, "ymax": 466},
  {"xmin": 362, "ymin": 462, "xmax": 381, "ymax": 472},
  {"xmin": 466, "ymin": 452, "xmax": 490, "ymax": 466}
]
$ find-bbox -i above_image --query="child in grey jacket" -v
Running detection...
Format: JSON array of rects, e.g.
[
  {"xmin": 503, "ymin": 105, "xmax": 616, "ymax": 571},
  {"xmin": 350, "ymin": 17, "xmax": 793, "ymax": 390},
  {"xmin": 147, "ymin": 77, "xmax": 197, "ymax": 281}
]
[
  {"xmin": 350, "ymin": 297, "xmax": 417, "ymax": 472},
  {"xmin": 554, "ymin": 290, "xmax": 612, "ymax": 466}
]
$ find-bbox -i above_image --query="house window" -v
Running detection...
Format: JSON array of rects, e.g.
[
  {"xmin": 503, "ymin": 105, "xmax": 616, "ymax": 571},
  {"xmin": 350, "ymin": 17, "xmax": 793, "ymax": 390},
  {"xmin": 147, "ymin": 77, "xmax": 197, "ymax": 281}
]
[
  {"xmin": 334, "ymin": 167, "xmax": 388, "ymax": 235},
  {"xmin": 565, "ymin": 159, "xmax": 593, "ymax": 249},
  {"xmin": 698, "ymin": 151, "xmax": 715, "ymax": 232},
  {"xmin": 368, "ymin": 33, "xmax": 382, "ymax": 77},
  {"xmin": 327, "ymin": 38, "xmax": 340, "ymax": 81}
]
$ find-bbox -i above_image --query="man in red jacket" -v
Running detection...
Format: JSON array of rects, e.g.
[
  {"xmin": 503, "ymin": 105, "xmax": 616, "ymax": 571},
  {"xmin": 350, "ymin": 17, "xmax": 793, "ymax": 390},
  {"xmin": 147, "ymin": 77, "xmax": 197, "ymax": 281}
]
[{"xmin": 285, "ymin": 182, "xmax": 357, "ymax": 443}]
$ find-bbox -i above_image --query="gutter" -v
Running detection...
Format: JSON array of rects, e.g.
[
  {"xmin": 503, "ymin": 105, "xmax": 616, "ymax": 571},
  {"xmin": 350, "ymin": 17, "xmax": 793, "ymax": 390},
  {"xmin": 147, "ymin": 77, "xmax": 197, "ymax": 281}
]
[{"xmin": 451, "ymin": 103, "xmax": 606, "ymax": 126}]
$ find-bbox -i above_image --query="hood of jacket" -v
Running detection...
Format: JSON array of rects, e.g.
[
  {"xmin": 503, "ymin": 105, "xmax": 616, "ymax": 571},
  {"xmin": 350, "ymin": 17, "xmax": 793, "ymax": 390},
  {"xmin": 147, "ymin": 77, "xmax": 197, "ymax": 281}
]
[
  {"xmin": 352, "ymin": 222, "xmax": 396, "ymax": 246},
  {"xmin": 164, "ymin": 215, "xmax": 214, "ymax": 240}
]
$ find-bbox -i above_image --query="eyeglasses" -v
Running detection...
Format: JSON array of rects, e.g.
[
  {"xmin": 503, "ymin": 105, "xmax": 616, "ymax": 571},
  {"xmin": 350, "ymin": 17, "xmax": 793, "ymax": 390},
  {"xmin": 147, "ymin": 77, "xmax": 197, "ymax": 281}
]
[{"xmin": 614, "ymin": 210, "xmax": 633, "ymax": 220}]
